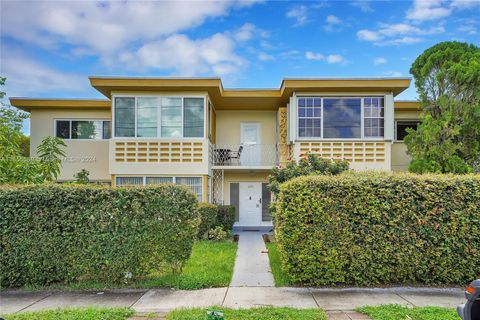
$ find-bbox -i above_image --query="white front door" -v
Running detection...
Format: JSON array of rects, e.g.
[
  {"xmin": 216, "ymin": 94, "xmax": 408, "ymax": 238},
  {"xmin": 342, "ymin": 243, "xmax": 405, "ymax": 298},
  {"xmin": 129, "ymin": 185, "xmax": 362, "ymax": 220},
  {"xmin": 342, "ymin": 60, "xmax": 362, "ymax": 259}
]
[
  {"xmin": 240, "ymin": 122, "xmax": 261, "ymax": 166},
  {"xmin": 239, "ymin": 182, "xmax": 262, "ymax": 226}
]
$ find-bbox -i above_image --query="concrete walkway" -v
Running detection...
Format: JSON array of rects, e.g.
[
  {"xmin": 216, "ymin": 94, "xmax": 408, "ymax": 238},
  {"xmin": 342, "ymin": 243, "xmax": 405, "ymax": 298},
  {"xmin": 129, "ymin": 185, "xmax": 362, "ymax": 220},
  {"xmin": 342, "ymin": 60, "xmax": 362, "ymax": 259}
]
[
  {"xmin": 230, "ymin": 231, "xmax": 275, "ymax": 287},
  {"xmin": 0, "ymin": 287, "xmax": 465, "ymax": 315}
]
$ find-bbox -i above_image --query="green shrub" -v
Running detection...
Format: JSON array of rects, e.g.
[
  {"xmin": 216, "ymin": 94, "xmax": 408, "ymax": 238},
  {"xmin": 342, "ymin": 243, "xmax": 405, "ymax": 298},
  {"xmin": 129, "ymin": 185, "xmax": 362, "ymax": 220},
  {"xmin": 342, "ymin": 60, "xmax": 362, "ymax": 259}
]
[
  {"xmin": 208, "ymin": 226, "xmax": 228, "ymax": 241},
  {"xmin": 268, "ymin": 154, "xmax": 349, "ymax": 196},
  {"xmin": 217, "ymin": 205, "xmax": 236, "ymax": 231},
  {"xmin": 197, "ymin": 203, "xmax": 218, "ymax": 239},
  {"xmin": 0, "ymin": 184, "xmax": 200, "ymax": 288},
  {"xmin": 275, "ymin": 172, "xmax": 480, "ymax": 286}
]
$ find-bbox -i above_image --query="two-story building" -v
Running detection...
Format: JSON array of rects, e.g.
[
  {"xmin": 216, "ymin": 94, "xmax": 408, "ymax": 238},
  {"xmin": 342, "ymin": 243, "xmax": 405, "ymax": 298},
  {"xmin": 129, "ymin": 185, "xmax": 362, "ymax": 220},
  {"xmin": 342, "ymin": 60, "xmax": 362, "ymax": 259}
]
[{"xmin": 11, "ymin": 77, "xmax": 421, "ymax": 229}]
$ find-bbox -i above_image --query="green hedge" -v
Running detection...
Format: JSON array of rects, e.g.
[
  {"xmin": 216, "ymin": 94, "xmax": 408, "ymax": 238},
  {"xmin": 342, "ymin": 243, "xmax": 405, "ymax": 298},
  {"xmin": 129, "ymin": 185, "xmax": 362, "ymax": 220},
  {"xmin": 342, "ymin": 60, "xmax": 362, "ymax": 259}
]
[
  {"xmin": 197, "ymin": 203, "xmax": 219, "ymax": 239},
  {"xmin": 0, "ymin": 184, "xmax": 200, "ymax": 288},
  {"xmin": 275, "ymin": 173, "xmax": 480, "ymax": 286},
  {"xmin": 217, "ymin": 205, "xmax": 236, "ymax": 231}
]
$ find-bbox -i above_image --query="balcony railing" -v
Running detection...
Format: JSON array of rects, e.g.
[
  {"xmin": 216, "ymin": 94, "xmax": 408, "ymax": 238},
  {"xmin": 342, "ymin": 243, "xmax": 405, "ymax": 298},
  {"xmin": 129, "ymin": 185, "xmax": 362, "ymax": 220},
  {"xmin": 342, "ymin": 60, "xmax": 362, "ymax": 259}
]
[{"xmin": 212, "ymin": 144, "xmax": 279, "ymax": 167}]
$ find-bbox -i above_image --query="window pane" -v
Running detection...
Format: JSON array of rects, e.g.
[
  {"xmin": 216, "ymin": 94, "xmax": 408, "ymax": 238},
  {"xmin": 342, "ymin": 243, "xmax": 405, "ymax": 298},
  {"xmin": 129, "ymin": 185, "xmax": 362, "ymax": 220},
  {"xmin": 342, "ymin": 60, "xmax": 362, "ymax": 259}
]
[
  {"xmin": 161, "ymin": 97, "xmax": 182, "ymax": 137},
  {"xmin": 396, "ymin": 121, "xmax": 419, "ymax": 140},
  {"xmin": 323, "ymin": 98, "xmax": 361, "ymax": 138},
  {"xmin": 116, "ymin": 177, "xmax": 143, "ymax": 186},
  {"xmin": 184, "ymin": 98, "xmax": 204, "ymax": 137},
  {"xmin": 103, "ymin": 121, "xmax": 111, "ymax": 139},
  {"xmin": 56, "ymin": 121, "xmax": 70, "ymax": 139},
  {"xmin": 364, "ymin": 97, "xmax": 385, "ymax": 138},
  {"xmin": 137, "ymin": 97, "xmax": 158, "ymax": 137},
  {"xmin": 115, "ymin": 97, "xmax": 135, "ymax": 137},
  {"xmin": 146, "ymin": 177, "xmax": 174, "ymax": 184},
  {"xmin": 176, "ymin": 177, "xmax": 203, "ymax": 202},
  {"xmin": 72, "ymin": 121, "xmax": 102, "ymax": 139}
]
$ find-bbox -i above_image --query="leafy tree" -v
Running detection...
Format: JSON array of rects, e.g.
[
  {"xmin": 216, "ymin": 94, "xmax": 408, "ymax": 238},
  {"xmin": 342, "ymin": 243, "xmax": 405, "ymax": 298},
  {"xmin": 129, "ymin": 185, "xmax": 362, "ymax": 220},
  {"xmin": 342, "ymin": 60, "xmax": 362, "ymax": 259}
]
[
  {"xmin": 268, "ymin": 154, "xmax": 349, "ymax": 196},
  {"xmin": 37, "ymin": 136, "xmax": 67, "ymax": 181},
  {"xmin": 74, "ymin": 169, "xmax": 90, "ymax": 184},
  {"xmin": 405, "ymin": 41, "xmax": 480, "ymax": 173}
]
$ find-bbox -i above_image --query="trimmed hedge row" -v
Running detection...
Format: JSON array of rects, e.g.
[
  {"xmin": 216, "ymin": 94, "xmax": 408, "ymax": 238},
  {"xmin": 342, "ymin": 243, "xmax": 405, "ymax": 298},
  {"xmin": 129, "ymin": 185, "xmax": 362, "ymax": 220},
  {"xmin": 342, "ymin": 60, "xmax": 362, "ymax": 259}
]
[
  {"xmin": 217, "ymin": 205, "xmax": 236, "ymax": 232},
  {"xmin": 197, "ymin": 203, "xmax": 219, "ymax": 239},
  {"xmin": 275, "ymin": 173, "xmax": 480, "ymax": 286},
  {"xmin": 0, "ymin": 184, "xmax": 200, "ymax": 288}
]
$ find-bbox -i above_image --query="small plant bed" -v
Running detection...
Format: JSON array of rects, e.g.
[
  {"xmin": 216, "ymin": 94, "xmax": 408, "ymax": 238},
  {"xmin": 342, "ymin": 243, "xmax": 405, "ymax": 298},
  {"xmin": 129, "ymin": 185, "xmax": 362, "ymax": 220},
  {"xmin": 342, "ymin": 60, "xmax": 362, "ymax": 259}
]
[
  {"xmin": 265, "ymin": 242, "xmax": 294, "ymax": 287},
  {"xmin": 26, "ymin": 240, "xmax": 237, "ymax": 291},
  {"xmin": 3, "ymin": 307, "xmax": 134, "ymax": 320},
  {"xmin": 357, "ymin": 304, "xmax": 458, "ymax": 320},
  {"xmin": 166, "ymin": 307, "xmax": 327, "ymax": 319}
]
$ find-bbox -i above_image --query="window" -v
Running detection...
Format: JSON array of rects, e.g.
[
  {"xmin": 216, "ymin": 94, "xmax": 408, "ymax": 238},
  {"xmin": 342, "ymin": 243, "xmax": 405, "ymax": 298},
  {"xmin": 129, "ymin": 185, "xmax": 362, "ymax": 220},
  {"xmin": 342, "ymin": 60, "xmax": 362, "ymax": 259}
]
[
  {"xmin": 297, "ymin": 97, "xmax": 384, "ymax": 139},
  {"xmin": 298, "ymin": 97, "xmax": 321, "ymax": 137},
  {"xmin": 115, "ymin": 97, "xmax": 135, "ymax": 137},
  {"xmin": 161, "ymin": 97, "xmax": 182, "ymax": 138},
  {"xmin": 396, "ymin": 121, "xmax": 420, "ymax": 141},
  {"xmin": 115, "ymin": 177, "xmax": 143, "ymax": 186},
  {"xmin": 364, "ymin": 97, "xmax": 384, "ymax": 138},
  {"xmin": 55, "ymin": 120, "xmax": 111, "ymax": 140},
  {"xmin": 323, "ymin": 98, "xmax": 361, "ymax": 138},
  {"xmin": 137, "ymin": 97, "xmax": 158, "ymax": 137},
  {"xmin": 184, "ymin": 98, "xmax": 204, "ymax": 137},
  {"xmin": 115, "ymin": 176, "xmax": 203, "ymax": 201},
  {"xmin": 113, "ymin": 96, "xmax": 205, "ymax": 138},
  {"xmin": 176, "ymin": 177, "xmax": 203, "ymax": 202}
]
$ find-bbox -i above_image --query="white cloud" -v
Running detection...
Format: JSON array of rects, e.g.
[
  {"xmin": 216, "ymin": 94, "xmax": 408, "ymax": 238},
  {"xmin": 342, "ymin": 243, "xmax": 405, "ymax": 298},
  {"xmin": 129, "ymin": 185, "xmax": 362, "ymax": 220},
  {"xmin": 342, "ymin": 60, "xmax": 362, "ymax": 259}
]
[
  {"xmin": 406, "ymin": 0, "xmax": 452, "ymax": 22},
  {"xmin": 374, "ymin": 57, "xmax": 387, "ymax": 65},
  {"xmin": 286, "ymin": 5, "xmax": 309, "ymax": 26},
  {"xmin": 234, "ymin": 22, "xmax": 268, "ymax": 42},
  {"xmin": 118, "ymin": 32, "xmax": 245, "ymax": 77},
  {"xmin": 1, "ymin": 50, "xmax": 89, "ymax": 97},
  {"xmin": 357, "ymin": 23, "xmax": 444, "ymax": 46},
  {"xmin": 383, "ymin": 71, "xmax": 403, "ymax": 77},
  {"xmin": 305, "ymin": 51, "xmax": 324, "ymax": 61},
  {"xmin": 326, "ymin": 54, "xmax": 344, "ymax": 64},
  {"xmin": 325, "ymin": 15, "xmax": 344, "ymax": 31},
  {"xmin": 351, "ymin": 0, "xmax": 374, "ymax": 12},
  {"xmin": 258, "ymin": 52, "xmax": 274, "ymax": 61},
  {"xmin": 0, "ymin": 0, "xmax": 261, "ymax": 58}
]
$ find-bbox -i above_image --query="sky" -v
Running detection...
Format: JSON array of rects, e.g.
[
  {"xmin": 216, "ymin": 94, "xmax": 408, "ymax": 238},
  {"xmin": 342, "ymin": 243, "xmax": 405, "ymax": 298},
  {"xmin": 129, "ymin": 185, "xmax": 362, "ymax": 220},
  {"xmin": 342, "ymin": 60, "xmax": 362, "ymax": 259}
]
[{"xmin": 1, "ymin": 0, "xmax": 479, "ymax": 134}]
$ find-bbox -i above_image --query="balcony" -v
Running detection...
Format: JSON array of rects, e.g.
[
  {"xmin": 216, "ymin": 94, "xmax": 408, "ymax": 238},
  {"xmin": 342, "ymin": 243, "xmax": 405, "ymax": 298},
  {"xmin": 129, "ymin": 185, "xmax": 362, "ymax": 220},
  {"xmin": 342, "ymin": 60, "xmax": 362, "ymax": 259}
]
[{"xmin": 211, "ymin": 144, "xmax": 285, "ymax": 169}]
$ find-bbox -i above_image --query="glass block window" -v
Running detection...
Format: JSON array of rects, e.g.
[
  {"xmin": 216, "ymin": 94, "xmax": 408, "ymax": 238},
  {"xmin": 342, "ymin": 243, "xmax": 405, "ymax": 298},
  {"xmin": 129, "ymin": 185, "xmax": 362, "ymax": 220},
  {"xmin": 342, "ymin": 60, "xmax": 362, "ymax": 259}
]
[
  {"xmin": 364, "ymin": 97, "xmax": 384, "ymax": 138},
  {"xmin": 298, "ymin": 97, "xmax": 321, "ymax": 138}
]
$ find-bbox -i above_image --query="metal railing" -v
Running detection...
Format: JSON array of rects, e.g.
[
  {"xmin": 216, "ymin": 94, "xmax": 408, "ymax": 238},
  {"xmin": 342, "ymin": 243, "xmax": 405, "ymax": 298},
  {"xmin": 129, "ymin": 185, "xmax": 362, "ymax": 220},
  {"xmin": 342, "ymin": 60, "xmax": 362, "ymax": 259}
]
[{"xmin": 212, "ymin": 144, "xmax": 279, "ymax": 167}]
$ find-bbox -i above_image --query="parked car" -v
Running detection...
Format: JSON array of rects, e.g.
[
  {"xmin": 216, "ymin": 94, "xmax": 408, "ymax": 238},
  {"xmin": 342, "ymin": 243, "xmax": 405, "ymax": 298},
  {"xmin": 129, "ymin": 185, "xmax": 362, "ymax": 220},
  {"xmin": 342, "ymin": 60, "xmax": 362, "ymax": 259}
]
[{"xmin": 458, "ymin": 279, "xmax": 480, "ymax": 320}]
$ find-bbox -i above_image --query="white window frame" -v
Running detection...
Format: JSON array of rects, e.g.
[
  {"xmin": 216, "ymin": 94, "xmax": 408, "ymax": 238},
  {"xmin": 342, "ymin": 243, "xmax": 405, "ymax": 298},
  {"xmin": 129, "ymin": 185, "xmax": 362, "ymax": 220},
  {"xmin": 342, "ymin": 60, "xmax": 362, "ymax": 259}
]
[
  {"xmin": 112, "ymin": 94, "xmax": 206, "ymax": 140},
  {"xmin": 54, "ymin": 119, "xmax": 111, "ymax": 140},
  {"xmin": 295, "ymin": 95, "xmax": 386, "ymax": 141}
]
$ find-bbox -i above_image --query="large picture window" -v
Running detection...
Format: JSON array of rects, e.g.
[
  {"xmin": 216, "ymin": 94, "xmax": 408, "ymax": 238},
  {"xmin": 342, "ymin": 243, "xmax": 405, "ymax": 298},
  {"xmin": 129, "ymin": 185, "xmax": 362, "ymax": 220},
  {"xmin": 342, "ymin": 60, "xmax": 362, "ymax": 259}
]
[
  {"xmin": 297, "ymin": 96, "xmax": 384, "ymax": 139},
  {"xmin": 55, "ymin": 120, "xmax": 111, "ymax": 140},
  {"xmin": 114, "ymin": 96, "xmax": 205, "ymax": 138}
]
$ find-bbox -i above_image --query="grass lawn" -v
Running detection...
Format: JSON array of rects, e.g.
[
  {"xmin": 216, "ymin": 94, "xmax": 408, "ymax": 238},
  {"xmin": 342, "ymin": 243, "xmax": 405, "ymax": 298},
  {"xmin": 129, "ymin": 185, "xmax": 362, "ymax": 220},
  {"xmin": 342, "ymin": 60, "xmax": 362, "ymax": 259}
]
[
  {"xmin": 167, "ymin": 307, "xmax": 327, "ymax": 319},
  {"xmin": 265, "ymin": 242, "xmax": 293, "ymax": 287},
  {"xmin": 28, "ymin": 240, "xmax": 237, "ymax": 291},
  {"xmin": 357, "ymin": 304, "xmax": 458, "ymax": 320},
  {"xmin": 3, "ymin": 307, "xmax": 133, "ymax": 320}
]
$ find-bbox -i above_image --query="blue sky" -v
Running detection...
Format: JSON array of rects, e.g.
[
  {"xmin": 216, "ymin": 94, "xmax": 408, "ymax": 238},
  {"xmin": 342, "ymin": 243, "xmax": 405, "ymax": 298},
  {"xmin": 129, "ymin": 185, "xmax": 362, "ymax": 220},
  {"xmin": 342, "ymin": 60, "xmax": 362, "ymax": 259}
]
[{"xmin": 1, "ymin": 0, "xmax": 479, "ymax": 134}]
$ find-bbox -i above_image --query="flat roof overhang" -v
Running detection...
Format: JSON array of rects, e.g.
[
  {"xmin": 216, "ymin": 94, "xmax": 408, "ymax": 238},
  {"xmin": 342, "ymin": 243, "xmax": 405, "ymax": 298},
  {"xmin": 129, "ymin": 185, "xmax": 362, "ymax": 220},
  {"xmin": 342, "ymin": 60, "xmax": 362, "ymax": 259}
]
[
  {"xmin": 9, "ymin": 98, "xmax": 110, "ymax": 112},
  {"xmin": 89, "ymin": 76, "xmax": 412, "ymax": 110},
  {"xmin": 394, "ymin": 100, "xmax": 421, "ymax": 111}
]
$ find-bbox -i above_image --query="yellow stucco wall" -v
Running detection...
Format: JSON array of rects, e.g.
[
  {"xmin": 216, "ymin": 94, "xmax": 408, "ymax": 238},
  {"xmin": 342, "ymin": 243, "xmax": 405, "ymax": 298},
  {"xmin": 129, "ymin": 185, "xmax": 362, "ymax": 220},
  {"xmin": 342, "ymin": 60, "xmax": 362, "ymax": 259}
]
[
  {"xmin": 215, "ymin": 110, "xmax": 277, "ymax": 145},
  {"xmin": 30, "ymin": 108, "xmax": 111, "ymax": 182},
  {"xmin": 391, "ymin": 109, "xmax": 420, "ymax": 171}
]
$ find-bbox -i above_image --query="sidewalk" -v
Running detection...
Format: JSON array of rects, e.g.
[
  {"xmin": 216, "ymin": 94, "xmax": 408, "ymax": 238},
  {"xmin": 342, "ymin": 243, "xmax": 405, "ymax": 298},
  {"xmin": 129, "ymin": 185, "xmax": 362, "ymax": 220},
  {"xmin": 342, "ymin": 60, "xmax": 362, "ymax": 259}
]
[
  {"xmin": 0, "ymin": 286, "xmax": 465, "ymax": 315},
  {"xmin": 230, "ymin": 231, "xmax": 274, "ymax": 287}
]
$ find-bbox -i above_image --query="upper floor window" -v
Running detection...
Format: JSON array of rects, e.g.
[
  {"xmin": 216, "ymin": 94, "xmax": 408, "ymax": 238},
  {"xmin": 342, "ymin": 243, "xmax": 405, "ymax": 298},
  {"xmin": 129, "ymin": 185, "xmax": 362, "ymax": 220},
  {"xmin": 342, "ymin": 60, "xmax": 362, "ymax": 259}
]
[
  {"xmin": 114, "ymin": 96, "xmax": 205, "ymax": 138},
  {"xmin": 297, "ymin": 97, "xmax": 384, "ymax": 139},
  {"xmin": 55, "ymin": 120, "xmax": 111, "ymax": 140},
  {"xmin": 395, "ymin": 120, "xmax": 420, "ymax": 141}
]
